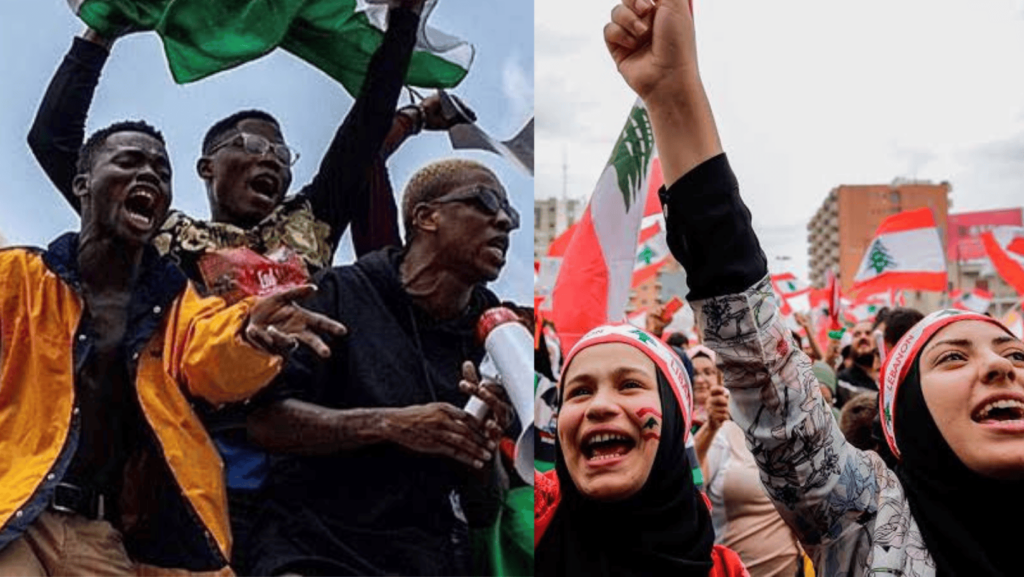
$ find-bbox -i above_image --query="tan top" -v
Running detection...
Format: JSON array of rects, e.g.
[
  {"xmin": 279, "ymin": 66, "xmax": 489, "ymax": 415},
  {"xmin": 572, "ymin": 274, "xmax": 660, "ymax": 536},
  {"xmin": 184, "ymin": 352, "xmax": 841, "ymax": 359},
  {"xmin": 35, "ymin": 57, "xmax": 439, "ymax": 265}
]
[{"xmin": 705, "ymin": 421, "xmax": 802, "ymax": 577}]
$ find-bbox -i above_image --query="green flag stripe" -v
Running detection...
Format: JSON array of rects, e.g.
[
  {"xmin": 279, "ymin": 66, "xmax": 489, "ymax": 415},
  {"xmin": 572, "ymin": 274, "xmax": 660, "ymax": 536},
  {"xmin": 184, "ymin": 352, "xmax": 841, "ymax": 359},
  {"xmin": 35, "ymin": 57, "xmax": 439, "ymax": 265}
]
[{"xmin": 78, "ymin": 0, "xmax": 470, "ymax": 94}]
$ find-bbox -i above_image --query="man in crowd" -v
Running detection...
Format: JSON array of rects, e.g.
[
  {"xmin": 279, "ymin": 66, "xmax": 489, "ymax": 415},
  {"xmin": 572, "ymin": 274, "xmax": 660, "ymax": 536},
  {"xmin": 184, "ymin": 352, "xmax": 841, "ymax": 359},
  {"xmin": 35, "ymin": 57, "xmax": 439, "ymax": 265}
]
[
  {"xmin": 27, "ymin": 2, "xmax": 475, "ymax": 568},
  {"xmin": 0, "ymin": 121, "xmax": 343, "ymax": 574},
  {"xmin": 243, "ymin": 158, "xmax": 519, "ymax": 576},
  {"xmin": 881, "ymin": 307, "xmax": 925, "ymax": 352},
  {"xmin": 29, "ymin": 0, "xmax": 471, "ymax": 281},
  {"xmin": 835, "ymin": 320, "xmax": 879, "ymax": 408}
]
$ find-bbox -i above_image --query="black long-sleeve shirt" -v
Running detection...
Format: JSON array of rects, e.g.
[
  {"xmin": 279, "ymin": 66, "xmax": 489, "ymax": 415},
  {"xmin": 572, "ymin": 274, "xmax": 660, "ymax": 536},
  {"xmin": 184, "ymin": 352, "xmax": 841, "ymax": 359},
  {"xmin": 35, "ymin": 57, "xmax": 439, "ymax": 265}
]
[
  {"xmin": 28, "ymin": 9, "xmax": 416, "ymax": 283},
  {"xmin": 659, "ymin": 154, "xmax": 768, "ymax": 300}
]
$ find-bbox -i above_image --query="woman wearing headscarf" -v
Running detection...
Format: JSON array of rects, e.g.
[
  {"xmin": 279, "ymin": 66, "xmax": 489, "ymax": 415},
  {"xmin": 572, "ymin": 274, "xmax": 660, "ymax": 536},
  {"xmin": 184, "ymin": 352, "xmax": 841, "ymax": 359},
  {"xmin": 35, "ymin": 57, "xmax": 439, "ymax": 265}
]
[
  {"xmin": 534, "ymin": 324, "xmax": 749, "ymax": 577},
  {"xmin": 603, "ymin": 1, "xmax": 1024, "ymax": 575}
]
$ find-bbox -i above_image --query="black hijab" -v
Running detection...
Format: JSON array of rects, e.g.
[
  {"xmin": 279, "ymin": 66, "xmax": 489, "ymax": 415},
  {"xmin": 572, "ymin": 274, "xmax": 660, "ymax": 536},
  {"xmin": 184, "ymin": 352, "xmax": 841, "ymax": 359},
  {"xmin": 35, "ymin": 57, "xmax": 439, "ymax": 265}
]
[
  {"xmin": 535, "ymin": 370, "xmax": 715, "ymax": 577},
  {"xmin": 895, "ymin": 361, "xmax": 1024, "ymax": 576}
]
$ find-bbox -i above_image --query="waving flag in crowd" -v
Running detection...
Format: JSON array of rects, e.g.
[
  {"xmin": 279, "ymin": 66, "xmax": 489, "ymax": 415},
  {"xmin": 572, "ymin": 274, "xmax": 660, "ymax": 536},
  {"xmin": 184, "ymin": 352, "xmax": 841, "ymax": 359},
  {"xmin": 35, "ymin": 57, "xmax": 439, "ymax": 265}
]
[
  {"xmin": 950, "ymin": 288, "xmax": 994, "ymax": 314},
  {"xmin": 981, "ymin": 226, "xmax": 1024, "ymax": 295},
  {"xmin": 632, "ymin": 219, "xmax": 671, "ymax": 287},
  {"xmin": 770, "ymin": 272, "xmax": 810, "ymax": 316},
  {"xmin": 69, "ymin": 0, "xmax": 473, "ymax": 95},
  {"xmin": 852, "ymin": 207, "xmax": 947, "ymax": 296},
  {"xmin": 551, "ymin": 99, "xmax": 658, "ymax": 353},
  {"xmin": 849, "ymin": 292, "xmax": 888, "ymax": 321}
]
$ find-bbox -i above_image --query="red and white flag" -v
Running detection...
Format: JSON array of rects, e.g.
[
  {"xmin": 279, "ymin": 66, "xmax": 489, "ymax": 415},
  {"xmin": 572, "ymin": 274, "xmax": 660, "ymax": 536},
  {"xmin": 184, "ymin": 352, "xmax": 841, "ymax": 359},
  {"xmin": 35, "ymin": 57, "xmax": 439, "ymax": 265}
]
[
  {"xmin": 626, "ymin": 308, "xmax": 649, "ymax": 328},
  {"xmin": 550, "ymin": 100, "xmax": 658, "ymax": 352},
  {"xmin": 772, "ymin": 272, "xmax": 810, "ymax": 297},
  {"xmin": 535, "ymin": 222, "xmax": 578, "ymax": 312},
  {"xmin": 950, "ymin": 288, "xmax": 994, "ymax": 314},
  {"xmin": 852, "ymin": 208, "xmax": 948, "ymax": 296},
  {"xmin": 981, "ymin": 226, "xmax": 1024, "ymax": 295},
  {"xmin": 849, "ymin": 292, "xmax": 888, "ymax": 321},
  {"xmin": 827, "ymin": 269, "xmax": 843, "ymax": 331},
  {"xmin": 632, "ymin": 219, "xmax": 671, "ymax": 287},
  {"xmin": 771, "ymin": 272, "xmax": 810, "ymax": 316}
]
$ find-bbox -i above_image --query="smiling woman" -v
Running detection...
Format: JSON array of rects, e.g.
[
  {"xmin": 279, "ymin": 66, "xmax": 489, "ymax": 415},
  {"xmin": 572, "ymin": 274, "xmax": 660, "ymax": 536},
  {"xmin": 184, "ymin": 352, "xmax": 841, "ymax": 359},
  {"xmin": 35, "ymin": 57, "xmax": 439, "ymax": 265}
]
[{"xmin": 534, "ymin": 324, "xmax": 749, "ymax": 577}]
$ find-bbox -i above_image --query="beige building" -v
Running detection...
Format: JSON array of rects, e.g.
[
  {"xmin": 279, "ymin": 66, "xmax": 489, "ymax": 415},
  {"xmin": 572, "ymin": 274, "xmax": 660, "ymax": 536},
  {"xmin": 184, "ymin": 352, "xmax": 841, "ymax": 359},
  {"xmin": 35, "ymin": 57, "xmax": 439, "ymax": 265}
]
[
  {"xmin": 807, "ymin": 179, "xmax": 951, "ymax": 293},
  {"xmin": 534, "ymin": 197, "xmax": 584, "ymax": 258}
]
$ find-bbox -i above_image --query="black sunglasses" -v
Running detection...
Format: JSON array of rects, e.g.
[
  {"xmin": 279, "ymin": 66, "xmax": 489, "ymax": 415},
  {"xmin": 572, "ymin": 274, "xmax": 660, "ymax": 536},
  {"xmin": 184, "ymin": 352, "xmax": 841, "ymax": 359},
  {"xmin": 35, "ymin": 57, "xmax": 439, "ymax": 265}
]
[
  {"xmin": 208, "ymin": 132, "xmax": 300, "ymax": 166},
  {"xmin": 431, "ymin": 186, "xmax": 520, "ymax": 228}
]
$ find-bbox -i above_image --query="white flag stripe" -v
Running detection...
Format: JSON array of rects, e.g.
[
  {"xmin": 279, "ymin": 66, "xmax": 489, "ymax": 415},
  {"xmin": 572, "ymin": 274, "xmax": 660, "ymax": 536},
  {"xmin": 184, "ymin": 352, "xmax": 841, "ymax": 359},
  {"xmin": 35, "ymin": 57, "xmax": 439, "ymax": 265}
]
[{"xmin": 854, "ymin": 227, "xmax": 946, "ymax": 282}]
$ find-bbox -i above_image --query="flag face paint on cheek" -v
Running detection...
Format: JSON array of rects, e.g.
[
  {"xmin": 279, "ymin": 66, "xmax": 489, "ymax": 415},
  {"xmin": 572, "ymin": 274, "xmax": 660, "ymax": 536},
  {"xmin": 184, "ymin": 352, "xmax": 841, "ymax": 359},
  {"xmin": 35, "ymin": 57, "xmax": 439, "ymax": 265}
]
[{"xmin": 637, "ymin": 407, "xmax": 661, "ymax": 440}]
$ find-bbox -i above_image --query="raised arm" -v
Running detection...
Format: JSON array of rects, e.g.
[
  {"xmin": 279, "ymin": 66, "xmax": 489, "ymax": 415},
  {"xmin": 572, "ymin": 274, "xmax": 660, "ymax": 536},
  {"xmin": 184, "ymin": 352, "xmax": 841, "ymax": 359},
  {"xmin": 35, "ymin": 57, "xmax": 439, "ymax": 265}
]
[
  {"xmin": 604, "ymin": 0, "xmax": 721, "ymax": 185},
  {"xmin": 298, "ymin": 1, "xmax": 422, "ymax": 254},
  {"xmin": 27, "ymin": 29, "xmax": 113, "ymax": 212},
  {"xmin": 606, "ymin": 0, "xmax": 893, "ymax": 549}
]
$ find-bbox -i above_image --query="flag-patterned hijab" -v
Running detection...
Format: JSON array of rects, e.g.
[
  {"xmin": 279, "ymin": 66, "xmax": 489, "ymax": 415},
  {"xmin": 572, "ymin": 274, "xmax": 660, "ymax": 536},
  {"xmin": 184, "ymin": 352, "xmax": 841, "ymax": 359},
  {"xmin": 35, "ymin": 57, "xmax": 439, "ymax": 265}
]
[
  {"xmin": 536, "ymin": 324, "xmax": 714, "ymax": 577},
  {"xmin": 880, "ymin": 309, "xmax": 1023, "ymax": 576}
]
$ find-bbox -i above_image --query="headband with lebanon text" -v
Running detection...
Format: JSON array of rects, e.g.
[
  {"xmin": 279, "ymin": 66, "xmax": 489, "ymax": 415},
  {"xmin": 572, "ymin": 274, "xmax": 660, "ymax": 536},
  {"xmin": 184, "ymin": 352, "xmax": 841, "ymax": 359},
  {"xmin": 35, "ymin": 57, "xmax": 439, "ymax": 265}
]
[
  {"xmin": 880, "ymin": 309, "xmax": 1014, "ymax": 460},
  {"xmin": 559, "ymin": 324, "xmax": 694, "ymax": 441}
]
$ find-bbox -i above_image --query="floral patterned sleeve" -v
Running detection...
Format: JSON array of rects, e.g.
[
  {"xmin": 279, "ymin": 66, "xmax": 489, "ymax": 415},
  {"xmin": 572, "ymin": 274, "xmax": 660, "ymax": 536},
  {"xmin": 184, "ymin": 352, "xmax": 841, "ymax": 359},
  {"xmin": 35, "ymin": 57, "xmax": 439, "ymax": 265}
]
[{"xmin": 691, "ymin": 277, "xmax": 894, "ymax": 549}]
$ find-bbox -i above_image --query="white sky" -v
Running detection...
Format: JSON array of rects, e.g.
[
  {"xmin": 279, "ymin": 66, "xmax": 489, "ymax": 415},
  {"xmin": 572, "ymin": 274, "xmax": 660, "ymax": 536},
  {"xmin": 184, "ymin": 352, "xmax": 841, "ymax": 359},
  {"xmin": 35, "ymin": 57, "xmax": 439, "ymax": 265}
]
[{"xmin": 537, "ymin": 0, "xmax": 1024, "ymax": 285}]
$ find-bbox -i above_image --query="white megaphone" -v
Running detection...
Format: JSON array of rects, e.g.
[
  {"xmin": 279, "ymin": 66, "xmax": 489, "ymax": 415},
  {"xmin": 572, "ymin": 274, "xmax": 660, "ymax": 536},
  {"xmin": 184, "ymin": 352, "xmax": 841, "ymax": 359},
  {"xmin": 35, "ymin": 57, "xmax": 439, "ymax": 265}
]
[{"xmin": 464, "ymin": 307, "xmax": 535, "ymax": 486}]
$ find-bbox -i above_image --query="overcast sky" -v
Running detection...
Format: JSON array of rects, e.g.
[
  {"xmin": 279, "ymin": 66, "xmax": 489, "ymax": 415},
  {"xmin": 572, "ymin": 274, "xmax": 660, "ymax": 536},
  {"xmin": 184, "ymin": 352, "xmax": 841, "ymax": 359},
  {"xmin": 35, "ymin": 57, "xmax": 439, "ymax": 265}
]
[
  {"xmin": 537, "ymin": 0, "xmax": 1024, "ymax": 285},
  {"xmin": 0, "ymin": 1, "xmax": 533, "ymax": 304}
]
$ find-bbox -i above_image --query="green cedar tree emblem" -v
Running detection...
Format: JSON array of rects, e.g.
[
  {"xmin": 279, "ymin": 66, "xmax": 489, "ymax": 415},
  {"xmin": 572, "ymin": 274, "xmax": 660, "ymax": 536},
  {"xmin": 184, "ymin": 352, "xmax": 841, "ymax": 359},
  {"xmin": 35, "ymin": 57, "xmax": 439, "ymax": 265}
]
[
  {"xmin": 631, "ymin": 329, "xmax": 653, "ymax": 344},
  {"xmin": 643, "ymin": 417, "xmax": 658, "ymax": 430},
  {"xmin": 637, "ymin": 245, "xmax": 655, "ymax": 265},
  {"xmin": 608, "ymin": 105, "xmax": 654, "ymax": 212},
  {"xmin": 868, "ymin": 239, "xmax": 897, "ymax": 274}
]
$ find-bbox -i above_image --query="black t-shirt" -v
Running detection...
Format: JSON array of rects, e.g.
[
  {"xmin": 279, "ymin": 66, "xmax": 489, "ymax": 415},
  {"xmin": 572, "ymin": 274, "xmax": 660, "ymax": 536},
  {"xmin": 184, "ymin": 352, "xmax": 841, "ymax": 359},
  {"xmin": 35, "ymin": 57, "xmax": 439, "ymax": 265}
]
[{"xmin": 64, "ymin": 326, "xmax": 143, "ymax": 503}]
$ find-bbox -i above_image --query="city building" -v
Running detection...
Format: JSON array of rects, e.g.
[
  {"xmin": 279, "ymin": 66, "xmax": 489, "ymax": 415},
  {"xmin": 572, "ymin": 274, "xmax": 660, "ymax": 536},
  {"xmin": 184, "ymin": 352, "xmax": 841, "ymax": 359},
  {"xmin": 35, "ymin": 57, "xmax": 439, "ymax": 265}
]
[
  {"xmin": 807, "ymin": 179, "xmax": 951, "ymax": 293},
  {"xmin": 534, "ymin": 197, "xmax": 584, "ymax": 259}
]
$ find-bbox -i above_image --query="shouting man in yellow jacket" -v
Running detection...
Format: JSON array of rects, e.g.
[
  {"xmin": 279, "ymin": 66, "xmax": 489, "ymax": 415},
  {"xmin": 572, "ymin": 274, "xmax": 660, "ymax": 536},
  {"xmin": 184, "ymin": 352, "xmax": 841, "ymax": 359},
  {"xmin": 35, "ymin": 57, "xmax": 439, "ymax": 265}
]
[{"xmin": 0, "ymin": 120, "xmax": 344, "ymax": 575}]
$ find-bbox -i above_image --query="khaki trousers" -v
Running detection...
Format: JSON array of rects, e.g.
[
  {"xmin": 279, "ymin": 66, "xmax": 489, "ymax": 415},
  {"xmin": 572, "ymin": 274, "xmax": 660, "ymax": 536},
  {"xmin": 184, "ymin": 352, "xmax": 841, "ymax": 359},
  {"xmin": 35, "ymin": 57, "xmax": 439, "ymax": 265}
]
[{"xmin": 0, "ymin": 510, "xmax": 133, "ymax": 576}]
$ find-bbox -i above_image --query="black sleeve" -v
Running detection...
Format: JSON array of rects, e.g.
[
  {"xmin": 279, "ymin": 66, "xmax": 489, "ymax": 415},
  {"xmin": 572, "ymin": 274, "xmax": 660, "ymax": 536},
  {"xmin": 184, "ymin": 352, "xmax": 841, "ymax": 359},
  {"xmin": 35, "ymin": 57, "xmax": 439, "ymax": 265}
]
[
  {"xmin": 297, "ymin": 7, "xmax": 419, "ymax": 255},
  {"xmin": 27, "ymin": 37, "xmax": 110, "ymax": 213},
  {"xmin": 659, "ymin": 153, "xmax": 768, "ymax": 300}
]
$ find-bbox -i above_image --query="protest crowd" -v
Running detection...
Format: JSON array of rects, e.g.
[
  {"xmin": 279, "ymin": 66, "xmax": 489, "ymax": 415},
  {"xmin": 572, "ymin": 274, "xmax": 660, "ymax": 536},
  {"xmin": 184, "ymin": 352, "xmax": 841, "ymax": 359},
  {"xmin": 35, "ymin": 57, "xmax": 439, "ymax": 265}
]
[
  {"xmin": 533, "ymin": 0, "xmax": 1024, "ymax": 576},
  {"xmin": 0, "ymin": 0, "xmax": 534, "ymax": 575}
]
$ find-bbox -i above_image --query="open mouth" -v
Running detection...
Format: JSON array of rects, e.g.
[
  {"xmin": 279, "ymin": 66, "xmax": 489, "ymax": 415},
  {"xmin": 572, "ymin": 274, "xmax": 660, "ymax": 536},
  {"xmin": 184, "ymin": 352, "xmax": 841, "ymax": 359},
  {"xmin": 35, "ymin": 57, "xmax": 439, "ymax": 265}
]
[
  {"xmin": 972, "ymin": 398, "xmax": 1024, "ymax": 424},
  {"xmin": 581, "ymin": 432, "xmax": 636, "ymax": 462},
  {"xmin": 485, "ymin": 235, "xmax": 509, "ymax": 256},
  {"xmin": 249, "ymin": 173, "xmax": 280, "ymax": 200},
  {"xmin": 123, "ymin": 186, "xmax": 159, "ymax": 230}
]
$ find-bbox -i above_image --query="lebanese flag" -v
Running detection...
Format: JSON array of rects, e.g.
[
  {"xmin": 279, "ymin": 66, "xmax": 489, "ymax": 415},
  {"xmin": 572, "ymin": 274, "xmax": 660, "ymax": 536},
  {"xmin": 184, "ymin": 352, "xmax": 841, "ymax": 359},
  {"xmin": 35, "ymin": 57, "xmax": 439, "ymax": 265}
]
[
  {"xmin": 550, "ymin": 99, "xmax": 658, "ymax": 353},
  {"xmin": 951, "ymin": 288, "xmax": 994, "ymax": 314},
  {"xmin": 771, "ymin": 273, "xmax": 810, "ymax": 316},
  {"xmin": 849, "ymin": 292, "xmax": 887, "ymax": 321},
  {"xmin": 772, "ymin": 273, "xmax": 810, "ymax": 297},
  {"xmin": 852, "ymin": 208, "xmax": 948, "ymax": 296},
  {"xmin": 981, "ymin": 226, "xmax": 1024, "ymax": 295},
  {"xmin": 632, "ymin": 220, "xmax": 671, "ymax": 287}
]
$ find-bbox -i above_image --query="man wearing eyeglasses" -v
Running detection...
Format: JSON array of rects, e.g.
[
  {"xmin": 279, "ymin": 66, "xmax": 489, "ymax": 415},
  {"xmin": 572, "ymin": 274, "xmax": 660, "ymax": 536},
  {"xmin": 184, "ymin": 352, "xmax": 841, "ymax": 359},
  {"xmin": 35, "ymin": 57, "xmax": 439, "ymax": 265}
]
[
  {"xmin": 29, "ymin": 0, "xmax": 474, "ymax": 291},
  {"xmin": 241, "ymin": 158, "xmax": 519, "ymax": 576},
  {"xmin": 27, "ymin": 0, "xmax": 478, "ymax": 572}
]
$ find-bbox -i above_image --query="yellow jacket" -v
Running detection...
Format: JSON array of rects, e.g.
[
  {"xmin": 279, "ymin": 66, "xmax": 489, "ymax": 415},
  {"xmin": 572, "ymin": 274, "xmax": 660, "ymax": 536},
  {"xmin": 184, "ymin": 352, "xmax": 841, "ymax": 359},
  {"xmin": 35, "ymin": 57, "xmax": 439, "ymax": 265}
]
[{"xmin": 0, "ymin": 234, "xmax": 281, "ymax": 571}]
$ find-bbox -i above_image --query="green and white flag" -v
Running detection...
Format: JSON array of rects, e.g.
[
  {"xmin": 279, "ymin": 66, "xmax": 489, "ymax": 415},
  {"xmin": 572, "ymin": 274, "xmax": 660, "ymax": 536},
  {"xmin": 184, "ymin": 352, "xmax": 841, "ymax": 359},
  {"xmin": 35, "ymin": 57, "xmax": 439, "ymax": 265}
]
[{"xmin": 68, "ymin": 0, "xmax": 473, "ymax": 95}]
